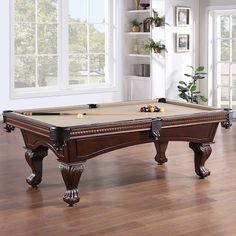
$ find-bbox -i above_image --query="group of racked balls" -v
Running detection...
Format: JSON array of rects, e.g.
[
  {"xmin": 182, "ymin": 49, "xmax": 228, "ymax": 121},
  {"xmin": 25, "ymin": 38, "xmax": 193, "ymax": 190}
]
[{"xmin": 140, "ymin": 105, "xmax": 164, "ymax": 113}]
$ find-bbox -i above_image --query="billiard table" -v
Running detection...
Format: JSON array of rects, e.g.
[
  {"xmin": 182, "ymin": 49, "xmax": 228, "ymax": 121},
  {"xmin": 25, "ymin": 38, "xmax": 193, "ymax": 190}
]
[{"xmin": 2, "ymin": 98, "xmax": 233, "ymax": 206}]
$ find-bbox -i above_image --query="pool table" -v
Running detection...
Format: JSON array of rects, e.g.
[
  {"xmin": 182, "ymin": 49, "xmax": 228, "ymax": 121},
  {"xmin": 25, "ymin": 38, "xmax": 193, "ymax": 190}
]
[{"xmin": 3, "ymin": 98, "xmax": 233, "ymax": 206}]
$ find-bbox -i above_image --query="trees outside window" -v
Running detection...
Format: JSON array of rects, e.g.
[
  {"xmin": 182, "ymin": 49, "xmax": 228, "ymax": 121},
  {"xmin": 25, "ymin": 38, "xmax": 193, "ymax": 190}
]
[{"xmin": 12, "ymin": 0, "xmax": 113, "ymax": 97}]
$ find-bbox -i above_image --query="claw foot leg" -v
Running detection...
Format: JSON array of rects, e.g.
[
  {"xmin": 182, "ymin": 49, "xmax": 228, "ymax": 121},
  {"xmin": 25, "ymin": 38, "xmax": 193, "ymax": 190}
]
[
  {"xmin": 189, "ymin": 142, "xmax": 212, "ymax": 178},
  {"xmin": 25, "ymin": 147, "xmax": 48, "ymax": 187},
  {"xmin": 59, "ymin": 162, "xmax": 86, "ymax": 206},
  {"xmin": 154, "ymin": 141, "xmax": 168, "ymax": 165}
]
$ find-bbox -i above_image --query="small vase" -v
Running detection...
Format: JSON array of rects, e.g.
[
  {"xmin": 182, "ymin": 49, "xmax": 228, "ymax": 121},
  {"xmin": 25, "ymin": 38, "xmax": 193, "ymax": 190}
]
[
  {"xmin": 143, "ymin": 19, "xmax": 150, "ymax": 32},
  {"xmin": 134, "ymin": 0, "xmax": 141, "ymax": 10},
  {"xmin": 132, "ymin": 26, "xmax": 140, "ymax": 32}
]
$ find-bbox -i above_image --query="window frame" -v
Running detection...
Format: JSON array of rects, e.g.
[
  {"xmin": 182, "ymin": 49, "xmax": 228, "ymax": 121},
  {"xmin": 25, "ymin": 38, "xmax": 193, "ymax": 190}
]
[
  {"xmin": 208, "ymin": 7, "xmax": 236, "ymax": 110},
  {"xmin": 10, "ymin": 0, "xmax": 117, "ymax": 99}
]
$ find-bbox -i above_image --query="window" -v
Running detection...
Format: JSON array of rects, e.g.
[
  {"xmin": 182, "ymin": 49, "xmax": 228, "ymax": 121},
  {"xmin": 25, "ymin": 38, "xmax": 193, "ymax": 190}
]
[
  {"xmin": 209, "ymin": 9, "xmax": 236, "ymax": 109},
  {"xmin": 11, "ymin": 0, "xmax": 114, "ymax": 97}
]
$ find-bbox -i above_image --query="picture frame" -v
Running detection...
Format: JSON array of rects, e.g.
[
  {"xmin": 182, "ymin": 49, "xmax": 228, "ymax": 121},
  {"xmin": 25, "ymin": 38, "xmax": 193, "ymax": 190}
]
[
  {"xmin": 176, "ymin": 34, "xmax": 190, "ymax": 52},
  {"xmin": 176, "ymin": 7, "xmax": 191, "ymax": 26}
]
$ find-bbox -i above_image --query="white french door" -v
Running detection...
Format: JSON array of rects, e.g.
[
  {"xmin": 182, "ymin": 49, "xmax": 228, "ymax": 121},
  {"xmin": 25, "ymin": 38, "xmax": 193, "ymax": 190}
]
[{"xmin": 211, "ymin": 9, "xmax": 236, "ymax": 110}]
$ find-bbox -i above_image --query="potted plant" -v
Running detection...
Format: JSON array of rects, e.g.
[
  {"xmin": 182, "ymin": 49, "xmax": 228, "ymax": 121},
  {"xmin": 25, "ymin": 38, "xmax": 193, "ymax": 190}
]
[
  {"xmin": 131, "ymin": 19, "xmax": 142, "ymax": 32},
  {"xmin": 145, "ymin": 10, "xmax": 168, "ymax": 27},
  {"xmin": 145, "ymin": 39, "xmax": 167, "ymax": 54},
  {"xmin": 177, "ymin": 65, "xmax": 208, "ymax": 104}
]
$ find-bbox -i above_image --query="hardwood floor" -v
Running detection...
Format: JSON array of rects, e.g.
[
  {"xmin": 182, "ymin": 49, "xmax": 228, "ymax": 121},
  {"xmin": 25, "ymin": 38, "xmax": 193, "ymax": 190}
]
[{"xmin": 0, "ymin": 122, "xmax": 236, "ymax": 236}]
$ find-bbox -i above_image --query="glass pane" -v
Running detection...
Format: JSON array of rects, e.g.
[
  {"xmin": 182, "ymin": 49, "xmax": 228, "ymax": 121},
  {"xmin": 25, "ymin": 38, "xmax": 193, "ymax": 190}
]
[
  {"xmin": 221, "ymin": 15, "xmax": 230, "ymax": 38},
  {"xmin": 15, "ymin": 0, "xmax": 35, "ymax": 22},
  {"xmin": 221, "ymin": 40, "xmax": 230, "ymax": 61},
  {"xmin": 89, "ymin": 54, "xmax": 105, "ymax": 84},
  {"xmin": 69, "ymin": 55, "xmax": 88, "ymax": 85},
  {"xmin": 38, "ymin": 0, "xmax": 57, "ymax": 23},
  {"xmin": 69, "ymin": 24, "xmax": 87, "ymax": 54},
  {"xmin": 232, "ymin": 64, "xmax": 236, "ymax": 87},
  {"xmin": 38, "ymin": 56, "xmax": 57, "ymax": 87},
  {"xmin": 69, "ymin": 0, "xmax": 87, "ymax": 23},
  {"xmin": 233, "ymin": 88, "xmax": 236, "ymax": 109},
  {"xmin": 219, "ymin": 63, "xmax": 229, "ymax": 86},
  {"xmin": 233, "ymin": 40, "xmax": 236, "ymax": 62},
  {"xmin": 233, "ymin": 16, "xmax": 236, "ymax": 38},
  {"xmin": 38, "ymin": 24, "xmax": 57, "ymax": 54},
  {"xmin": 15, "ymin": 56, "xmax": 36, "ymax": 88},
  {"xmin": 89, "ymin": 24, "xmax": 105, "ymax": 53},
  {"xmin": 15, "ymin": 23, "xmax": 35, "ymax": 55},
  {"xmin": 89, "ymin": 0, "xmax": 105, "ymax": 23},
  {"xmin": 220, "ymin": 87, "xmax": 230, "ymax": 108}
]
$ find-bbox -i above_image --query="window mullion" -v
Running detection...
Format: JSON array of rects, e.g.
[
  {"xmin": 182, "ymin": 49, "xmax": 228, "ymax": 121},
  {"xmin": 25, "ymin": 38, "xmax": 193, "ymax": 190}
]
[
  {"xmin": 87, "ymin": 0, "xmax": 90, "ymax": 85},
  {"xmin": 11, "ymin": 0, "xmax": 16, "ymax": 92},
  {"xmin": 229, "ymin": 15, "xmax": 233, "ymax": 108},
  {"xmin": 60, "ymin": 0, "xmax": 69, "ymax": 89},
  {"xmin": 214, "ymin": 13, "xmax": 220, "ymax": 106},
  {"xmin": 35, "ymin": 0, "xmax": 38, "ymax": 87},
  {"xmin": 106, "ymin": 0, "xmax": 111, "ymax": 85}
]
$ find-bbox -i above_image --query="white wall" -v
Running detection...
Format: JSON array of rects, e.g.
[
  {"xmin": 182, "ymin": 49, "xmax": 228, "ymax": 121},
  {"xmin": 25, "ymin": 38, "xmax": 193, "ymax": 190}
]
[
  {"xmin": 200, "ymin": 0, "xmax": 236, "ymax": 7},
  {"xmin": 127, "ymin": 0, "xmax": 200, "ymax": 100},
  {"xmin": 164, "ymin": 0, "xmax": 200, "ymax": 100},
  {"xmin": 0, "ymin": 1, "xmax": 123, "ymax": 117},
  {"xmin": 124, "ymin": 0, "xmax": 199, "ymax": 101},
  {"xmin": 151, "ymin": 0, "xmax": 166, "ymax": 99}
]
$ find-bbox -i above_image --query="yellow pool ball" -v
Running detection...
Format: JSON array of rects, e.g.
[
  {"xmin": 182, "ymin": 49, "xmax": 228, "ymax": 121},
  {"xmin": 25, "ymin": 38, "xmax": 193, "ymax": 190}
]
[
  {"xmin": 159, "ymin": 107, "xmax": 165, "ymax": 112},
  {"xmin": 150, "ymin": 107, "xmax": 155, "ymax": 112}
]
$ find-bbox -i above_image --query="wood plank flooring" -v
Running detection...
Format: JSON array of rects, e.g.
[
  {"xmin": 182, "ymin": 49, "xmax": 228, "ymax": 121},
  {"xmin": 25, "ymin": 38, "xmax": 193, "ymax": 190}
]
[{"xmin": 0, "ymin": 122, "xmax": 236, "ymax": 236}]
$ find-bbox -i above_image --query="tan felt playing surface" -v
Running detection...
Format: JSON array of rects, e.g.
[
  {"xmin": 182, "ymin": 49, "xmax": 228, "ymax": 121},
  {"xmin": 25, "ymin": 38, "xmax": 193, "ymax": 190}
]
[{"xmin": 16, "ymin": 100, "xmax": 221, "ymax": 127}]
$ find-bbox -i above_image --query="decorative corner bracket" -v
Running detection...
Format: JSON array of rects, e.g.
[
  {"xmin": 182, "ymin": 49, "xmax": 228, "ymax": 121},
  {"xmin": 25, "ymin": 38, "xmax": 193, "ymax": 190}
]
[
  {"xmin": 2, "ymin": 111, "xmax": 15, "ymax": 132},
  {"xmin": 4, "ymin": 124, "xmax": 15, "ymax": 132},
  {"xmin": 49, "ymin": 127, "xmax": 71, "ymax": 151},
  {"xmin": 150, "ymin": 118, "xmax": 162, "ymax": 140},
  {"xmin": 158, "ymin": 98, "xmax": 167, "ymax": 103},
  {"xmin": 221, "ymin": 108, "xmax": 233, "ymax": 129}
]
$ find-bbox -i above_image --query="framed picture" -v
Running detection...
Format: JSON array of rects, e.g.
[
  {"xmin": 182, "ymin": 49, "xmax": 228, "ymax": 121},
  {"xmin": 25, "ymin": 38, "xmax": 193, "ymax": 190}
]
[
  {"xmin": 176, "ymin": 7, "xmax": 190, "ymax": 26},
  {"xmin": 176, "ymin": 34, "xmax": 190, "ymax": 52}
]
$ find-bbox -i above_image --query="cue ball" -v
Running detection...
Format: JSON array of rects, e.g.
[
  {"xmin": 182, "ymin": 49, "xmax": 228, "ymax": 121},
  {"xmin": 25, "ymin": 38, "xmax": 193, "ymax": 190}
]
[{"xmin": 77, "ymin": 113, "xmax": 84, "ymax": 119}]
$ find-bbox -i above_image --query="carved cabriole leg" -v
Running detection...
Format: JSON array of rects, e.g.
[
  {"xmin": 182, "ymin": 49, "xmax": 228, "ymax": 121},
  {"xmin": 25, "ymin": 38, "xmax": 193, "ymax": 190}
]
[
  {"xmin": 154, "ymin": 141, "xmax": 168, "ymax": 165},
  {"xmin": 25, "ymin": 146, "xmax": 48, "ymax": 187},
  {"xmin": 189, "ymin": 142, "xmax": 212, "ymax": 179},
  {"xmin": 59, "ymin": 162, "xmax": 86, "ymax": 207}
]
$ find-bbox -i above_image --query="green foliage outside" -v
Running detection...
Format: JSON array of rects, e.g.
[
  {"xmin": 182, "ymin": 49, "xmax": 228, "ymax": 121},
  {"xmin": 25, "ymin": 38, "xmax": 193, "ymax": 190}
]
[
  {"xmin": 14, "ymin": 0, "xmax": 105, "ymax": 88},
  {"xmin": 220, "ymin": 15, "xmax": 236, "ymax": 61}
]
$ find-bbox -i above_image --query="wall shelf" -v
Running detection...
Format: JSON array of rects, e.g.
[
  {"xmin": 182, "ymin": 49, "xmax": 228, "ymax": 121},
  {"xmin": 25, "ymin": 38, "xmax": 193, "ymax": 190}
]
[
  {"xmin": 124, "ymin": 0, "xmax": 152, "ymax": 100},
  {"xmin": 127, "ymin": 10, "xmax": 150, "ymax": 14},
  {"xmin": 126, "ymin": 32, "xmax": 150, "ymax": 36},
  {"xmin": 128, "ymin": 53, "xmax": 150, "ymax": 58},
  {"xmin": 126, "ymin": 75, "xmax": 151, "ymax": 80}
]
